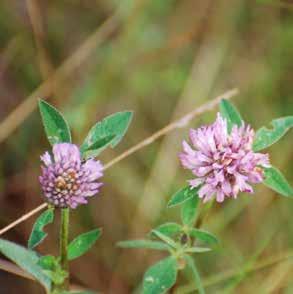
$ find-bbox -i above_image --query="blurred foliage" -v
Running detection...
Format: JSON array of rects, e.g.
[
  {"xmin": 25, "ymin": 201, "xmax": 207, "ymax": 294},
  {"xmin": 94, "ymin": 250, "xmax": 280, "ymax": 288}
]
[{"xmin": 0, "ymin": 0, "xmax": 292, "ymax": 293}]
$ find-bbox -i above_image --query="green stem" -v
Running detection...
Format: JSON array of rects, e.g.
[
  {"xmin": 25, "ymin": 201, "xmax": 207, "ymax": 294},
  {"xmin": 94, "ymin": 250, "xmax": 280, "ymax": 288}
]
[
  {"xmin": 185, "ymin": 255, "xmax": 205, "ymax": 294},
  {"xmin": 58, "ymin": 208, "xmax": 70, "ymax": 291}
]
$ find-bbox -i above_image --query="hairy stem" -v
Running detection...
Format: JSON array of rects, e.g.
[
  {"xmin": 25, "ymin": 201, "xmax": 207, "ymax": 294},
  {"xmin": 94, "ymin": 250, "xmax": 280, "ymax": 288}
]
[{"xmin": 58, "ymin": 208, "xmax": 70, "ymax": 291}]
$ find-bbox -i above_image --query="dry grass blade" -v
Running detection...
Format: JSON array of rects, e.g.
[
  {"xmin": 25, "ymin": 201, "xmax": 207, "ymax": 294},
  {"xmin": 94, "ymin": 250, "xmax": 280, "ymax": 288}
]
[
  {"xmin": 0, "ymin": 88, "xmax": 238, "ymax": 237},
  {"xmin": 175, "ymin": 250, "xmax": 293, "ymax": 293},
  {"xmin": 0, "ymin": 12, "xmax": 120, "ymax": 144}
]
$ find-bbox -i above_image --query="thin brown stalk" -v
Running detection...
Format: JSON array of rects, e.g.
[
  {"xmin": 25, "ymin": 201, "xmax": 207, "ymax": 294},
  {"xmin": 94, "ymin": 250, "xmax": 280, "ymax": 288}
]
[
  {"xmin": 103, "ymin": 88, "xmax": 238, "ymax": 170},
  {"xmin": 0, "ymin": 203, "xmax": 48, "ymax": 235},
  {"xmin": 0, "ymin": 88, "xmax": 238, "ymax": 237}
]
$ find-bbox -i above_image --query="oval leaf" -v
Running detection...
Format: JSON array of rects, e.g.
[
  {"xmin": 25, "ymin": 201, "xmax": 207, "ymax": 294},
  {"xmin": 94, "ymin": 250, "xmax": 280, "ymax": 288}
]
[
  {"xmin": 189, "ymin": 229, "xmax": 219, "ymax": 246},
  {"xmin": 184, "ymin": 255, "xmax": 205, "ymax": 294},
  {"xmin": 81, "ymin": 134, "xmax": 115, "ymax": 159},
  {"xmin": 39, "ymin": 99, "xmax": 71, "ymax": 145},
  {"xmin": 117, "ymin": 240, "xmax": 169, "ymax": 251},
  {"xmin": 68, "ymin": 228, "xmax": 101, "ymax": 260},
  {"xmin": 168, "ymin": 186, "xmax": 199, "ymax": 208},
  {"xmin": 151, "ymin": 223, "xmax": 182, "ymax": 238},
  {"xmin": 181, "ymin": 195, "xmax": 200, "ymax": 227},
  {"xmin": 28, "ymin": 208, "xmax": 54, "ymax": 249},
  {"xmin": 143, "ymin": 256, "xmax": 178, "ymax": 294},
  {"xmin": 263, "ymin": 166, "xmax": 293, "ymax": 197},
  {"xmin": 219, "ymin": 99, "xmax": 243, "ymax": 132},
  {"xmin": 0, "ymin": 238, "xmax": 51, "ymax": 290},
  {"xmin": 80, "ymin": 111, "xmax": 133, "ymax": 157},
  {"xmin": 253, "ymin": 116, "xmax": 293, "ymax": 151}
]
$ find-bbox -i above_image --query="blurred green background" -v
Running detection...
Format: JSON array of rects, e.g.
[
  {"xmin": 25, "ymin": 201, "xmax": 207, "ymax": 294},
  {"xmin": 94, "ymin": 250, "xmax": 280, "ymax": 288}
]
[{"xmin": 0, "ymin": 0, "xmax": 292, "ymax": 293}]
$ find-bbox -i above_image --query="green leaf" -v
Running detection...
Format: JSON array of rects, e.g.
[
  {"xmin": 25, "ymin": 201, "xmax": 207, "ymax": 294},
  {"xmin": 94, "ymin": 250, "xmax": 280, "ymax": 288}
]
[
  {"xmin": 151, "ymin": 230, "xmax": 178, "ymax": 249},
  {"xmin": 81, "ymin": 134, "xmax": 115, "ymax": 158},
  {"xmin": 253, "ymin": 116, "xmax": 293, "ymax": 151},
  {"xmin": 151, "ymin": 223, "xmax": 182, "ymax": 238},
  {"xmin": 39, "ymin": 99, "xmax": 71, "ymax": 145},
  {"xmin": 37, "ymin": 255, "xmax": 56, "ymax": 271},
  {"xmin": 68, "ymin": 228, "xmax": 102, "ymax": 260},
  {"xmin": 184, "ymin": 247, "xmax": 211, "ymax": 254},
  {"xmin": 184, "ymin": 255, "xmax": 205, "ymax": 294},
  {"xmin": 181, "ymin": 195, "xmax": 200, "ymax": 227},
  {"xmin": 263, "ymin": 166, "xmax": 293, "ymax": 197},
  {"xmin": 0, "ymin": 238, "xmax": 51, "ymax": 290},
  {"xmin": 80, "ymin": 111, "xmax": 133, "ymax": 157},
  {"xmin": 168, "ymin": 186, "xmax": 199, "ymax": 208},
  {"xmin": 143, "ymin": 256, "xmax": 178, "ymax": 294},
  {"xmin": 219, "ymin": 99, "xmax": 243, "ymax": 132},
  {"xmin": 37, "ymin": 255, "xmax": 67, "ymax": 285},
  {"xmin": 117, "ymin": 240, "xmax": 169, "ymax": 251},
  {"xmin": 28, "ymin": 208, "xmax": 54, "ymax": 249},
  {"xmin": 189, "ymin": 229, "xmax": 219, "ymax": 246}
]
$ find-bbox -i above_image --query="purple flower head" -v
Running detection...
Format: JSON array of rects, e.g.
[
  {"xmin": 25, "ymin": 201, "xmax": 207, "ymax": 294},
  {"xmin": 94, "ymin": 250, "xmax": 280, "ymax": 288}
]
[
  {"xmin": 39, "ymin": 143, "xmax": 103, "ymax": 208},
  {"xmin": 179, "ymin": 113, "xmax": 270, "ymax": 203}
]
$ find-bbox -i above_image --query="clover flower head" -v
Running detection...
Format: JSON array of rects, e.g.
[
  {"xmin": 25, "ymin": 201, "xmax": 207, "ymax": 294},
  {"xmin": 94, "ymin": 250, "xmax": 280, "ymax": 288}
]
[
  {"xmin": 179, "ymin": 113, "xmax": 270, "ymax": 203},
  {"xmin": 39, "ymin": 143, "xmax": 103, "ymax": 208}
]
